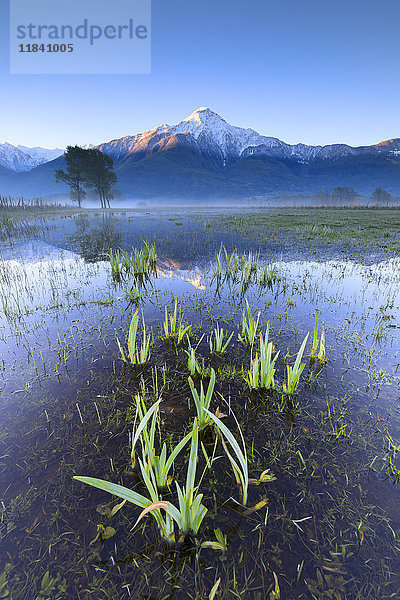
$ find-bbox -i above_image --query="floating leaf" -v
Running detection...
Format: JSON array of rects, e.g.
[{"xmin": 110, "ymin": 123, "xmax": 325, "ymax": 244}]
[
  {"xmin": 96, "ymin": 504, "xmax": 112, "ymax": 517},
  {"xmin": 101, "ymin": 526, "xmax": 116, "ymax": 540},
  {"xmin": 110, "ymin": 499, "xmax": 126, "ymax": 517},
  {"xmin": 201, "ymin": 541, "xmax": 226, "ymax": 551}
]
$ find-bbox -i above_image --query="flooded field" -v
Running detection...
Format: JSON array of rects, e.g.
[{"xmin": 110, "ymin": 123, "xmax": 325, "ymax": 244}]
[{"xmin": 0, "ymin": 209, "xmax": 399, "ymax": 599}]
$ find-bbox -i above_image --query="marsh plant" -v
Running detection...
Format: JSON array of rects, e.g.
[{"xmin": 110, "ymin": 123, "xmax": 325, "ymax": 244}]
[
  {"xmin": 188, "ymin": 368, "xmax": 216, "ymax": 428},
  {"xmin": 131, "ymin": 396, "xmax": 192, "ymax": 488},
  {"xmin": 109, "ymin": 248, "xmax": 123, "ymax": 281},
  {"xmin": 110, "ymin": 242, "xmax": 157, "ymax": 281},
  {"xmin": 282, "ymin": 334, "xmax": 309, "ymax": 396},
  {"xmin": 260, "ymin": 262, "xmax": 279, "ymax": 287},
  {"xmin": 205, "ymin": 409, "xmax": 249, "ymax": 505},
  {"xmin": 310, "ymin": 313, "xmax": 326, "ymax": 363},
  {"xmin": 239, "ymin": 250, "xmax": 259, "ymax": 286},
  {"xmin": 223, "ymin": 246, "xmax": 239, "ymax": 280},
  {"xmin": 126, "ymin": 242, "xmax": 157, "ymax": 276},
  {"xmin": 74, "ymin": 390, "xmax": 251, "ymax": 545},
  {"xmin": 245, "ymin": 326, "xmax": 279, "ymax": 390},
  {"xmin": 185, "ymin": 340, "xmax": 203, "ymax": 376},
  {"xmin": 213, "ymin": 245, "xmax": 223, "ymax": 279},
  {"xmin": 238, "ymin": 300, "xmax": 261, "ymax": 347},
  {"xmin": 209, "ymin": 324, "xmax": 234, "ymax": 355},
  {"xmin": 117, "ymin": 310, "xmax": 152, "ymax": 365},
  {"xmin": 162, "ymin": 300, "xmax": 192, "ymax": 344}
]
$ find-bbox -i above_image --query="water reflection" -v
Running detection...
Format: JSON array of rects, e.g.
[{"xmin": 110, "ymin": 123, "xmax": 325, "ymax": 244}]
[{"xmin": 66, "ymin": 214, "xmax": 122, "ymax": 262}]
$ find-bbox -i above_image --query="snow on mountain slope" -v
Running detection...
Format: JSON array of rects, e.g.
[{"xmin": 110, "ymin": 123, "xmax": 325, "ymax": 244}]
[
  {"xmin": 0, "ymin": 143, "xmax": 64, "ymax": 172},
  {"xmin": 17, "ymin": 145, "xmax": 64, "ymax": 165},
  {"xmin": 0, "ymin": 143, "xmax": 38, "ymax": 172},
  {"xmin": 96, "ymin": 107, "xmax": 400, "ymax": 166},
  {"xmin": 97, "ymin": 107, "xmax": 287, "ymax": 164}
]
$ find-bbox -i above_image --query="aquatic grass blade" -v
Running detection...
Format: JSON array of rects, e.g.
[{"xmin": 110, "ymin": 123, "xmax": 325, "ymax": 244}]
[{"xmin": 204, "ymin": 409, "xmax": 248, "ymax": 505}]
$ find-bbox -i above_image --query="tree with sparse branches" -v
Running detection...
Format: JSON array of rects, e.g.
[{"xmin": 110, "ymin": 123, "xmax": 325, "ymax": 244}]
[
  {"xmin": 55, "ymin": 146, "xmax": 88, "ymax": 208},
  {"xmin": 55, "ymin": 147, "xmax": 118, "ymax": 208},
  {"xmin": 82, "ymin": 149, "xmax": 117, "ymax": 209}
]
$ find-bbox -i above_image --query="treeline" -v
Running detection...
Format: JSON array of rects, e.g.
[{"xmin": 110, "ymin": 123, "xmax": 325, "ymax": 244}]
[
  {"xmin": 55, "ymin": 146, "xmax": 118, "ymax": 209},
  {"xmin": 258, "ymin": 186, "xmax": 400, "ymax": 207}
]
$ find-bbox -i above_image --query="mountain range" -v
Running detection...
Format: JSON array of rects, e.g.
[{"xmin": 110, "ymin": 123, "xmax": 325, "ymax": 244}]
[
  {"xmin": 0, "ymin": 143, "xmax": 64, "ymax": 173},
  {"xmin": 1, "ymin": 107, "xmax": 400, "ymax": 200}
]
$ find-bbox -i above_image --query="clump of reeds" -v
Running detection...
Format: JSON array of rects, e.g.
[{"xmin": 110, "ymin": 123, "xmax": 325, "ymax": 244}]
[
  {"xmin": 188, "ymin": 368, "xmax": 216, "ymax": 428},
  {"xmin": 238, "ymin": 300, "xmax": 261, "ymax": 347},
  {"xmin": 110, "ymin": 242, "xmax": 157, "ymax": 282},
  {"xmin": 209, "ymin": 325, "xmax": 234, "ymax": 355},
  {"xmin": 310, "ymin": 313, "xmax": 326, "ymax": 363},
  {"xmin": 245, "ymin": 325, "xmax": 279, "ymax": 390},
  {"xmin": 74, "ymin": 419, "xmax": 208, "ymax": 543},
  {"xmin": 131, "ymin": 396, "xmax": 192, "ymax": 488},
  {"xmin": 260, "ymin": 262, "xmax": 279, "ymax": 287},
  {"xmin": 162, "ymin": 300, "xmax": 191, "ymax": 344},
  {"xmin": 117, "ymin": 310, "xmax": 152, "ymax": 365}
]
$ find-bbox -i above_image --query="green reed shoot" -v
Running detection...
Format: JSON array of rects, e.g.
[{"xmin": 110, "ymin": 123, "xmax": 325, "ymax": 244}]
[
  {"xmin": 163, "ymin": 300, "xmax": 192, "ymax": 343},
  {"xmin": 205, "ymin": 408, "xmax": 248, "ymax": 505},
  {"xmin": 245, "ymin": 327, "xmax": 279, "ymax": 390},
  {"xmin": 185, "ymin": 344, "xmax": 202, "ymax": 376},
  {"xmin": 214, "ymin": 245, "xmax": 223, "ymax": 279},
  {"xmin": 188, "ymin": 368, "xmax": 216, "ymax": 428},
  {"xmin": 209, "ymin": 325, "xmax": 234, "ymax": 355},
  {"xmin": 282, "ymin": 333, "xmax": 309, "ymax": 395},
  {"xmin": 117, "ymin": 310, "xmax": 152, "ymax": 365},
  {"xmin": 109, "ymin": 249, "xmax": 123, "ymax": 281},
  {"xmin": 310, "ymin": 313, "xmax": 319, "ymax": 360},
  {"xmin": 168, "ymin": 421, "xmax": 208, "ymax": 536},
  {"xmin": 310, "ymin": 313, "xmax": 326, "ymax": 363},
  {"xmin": 223, "ymin": 246, "xmax": 239, "ymax": 280},
  {"xmin": 131, "ymin": 395, "xmax": 192, "ymax": 488},
  {"xmin": 238, "ymin": 300, "xmax": 261, "ymax": 347},
  {"xmin": 317, "ymin": 329, "xmax": 326, "ymax": 362}
]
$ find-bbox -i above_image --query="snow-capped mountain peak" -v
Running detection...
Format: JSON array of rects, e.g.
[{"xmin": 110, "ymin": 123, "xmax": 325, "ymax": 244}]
[
  {"xmin": 164, "ymin": 107, "xmax": 279, "ymax": 159},
  {"xmin": 17, "ymin": 145, "xmax": 64, "ymax": 164},
  {"xmin": 182, "ymin": 106, "xmax": 227, "ymax": 128},
  {"xmin": 0, "ymin": 143, "xmax": 64, "ymax": 172}
]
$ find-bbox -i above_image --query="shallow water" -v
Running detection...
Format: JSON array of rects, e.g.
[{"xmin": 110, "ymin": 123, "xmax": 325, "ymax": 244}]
[{"xmin": 0, "ymin": 211, "xmax": 399, "ymax": 599}]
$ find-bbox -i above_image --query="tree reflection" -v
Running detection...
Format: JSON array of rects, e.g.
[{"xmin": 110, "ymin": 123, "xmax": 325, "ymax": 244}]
[{"xmin": 67, "ymin": 214, "xmax": 122, "ymax": 262}]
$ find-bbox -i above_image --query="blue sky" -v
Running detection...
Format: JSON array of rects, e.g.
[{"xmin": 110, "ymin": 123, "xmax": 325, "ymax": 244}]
[{"xmin": 1, "ymin": 0, "xmax": 400, "ymax": 148}]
